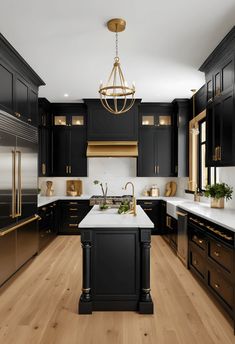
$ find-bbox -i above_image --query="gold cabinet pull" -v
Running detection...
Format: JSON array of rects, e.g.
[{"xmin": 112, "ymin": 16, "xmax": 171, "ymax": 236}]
[
  {"xmin": 176, "ymin": 211, "xmax": 187, "ymax": 217},
  {"xmin": 42, "ymin": 163, "xmax": 46, "ymax": 175},
  {"xmin": 144, "ymin": 208, "xmax": 153, "ymax": 211},
  {"xmin": 0, "ymin": 214, "xmax": 41, "ymax": 236},
  {"xmin": 15, "ymin": 151, "xmax": 22, "ymax": 217},
  {"xmin": 69, "ymin": 202, "xmax": 78, "ymax": 205},
  {"xmin": 218, "ymin": 146, "xmax": 221, "ymax": 161},
  {"xmin": 214, "ymin": 283, "xmax": 220, "ymax": 289},
  {"xmin": 198, "ymin": 239, "xmax": 203, "ymax": 244},
  {"xmin": 15, "ymin": 112, "xmax": 21, "ymax": 118},
  {"xmin": 157, "ymin": 165, "xmax": 160, "ymax": 174},
  {"xmin": 69, "ymin": 224, "xmax": 77, "ymax": 227},
  {"xmin": 66, "ymin": 165, "xmax": 69, "ymax": 174},
  {"xmin": 11, "ymin": 150, "xmax": 16, "ymax": 218},
  {"xmin": 27, "ymin": 118, "xmax": 32, "ymax": 123},
  {"xmin": 70, "ymin": 215, "xmax": 78, "ymax": 218},
  {"xmin": 214, "ymin": 251, "xmax": 220, "ymax": 257},
  {"xmin": 69, "ymin": 208, "xmax": 78, "ymax": 211},
  {"xmin": 144, "ymin": 202, "xmax": 153, "ymax": 205}
]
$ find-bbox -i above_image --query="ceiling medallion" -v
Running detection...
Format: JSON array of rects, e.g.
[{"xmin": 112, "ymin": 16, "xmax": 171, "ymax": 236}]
[{"xmin": 99, "ymin": 18, "xmax": 136, "ymax": 115}]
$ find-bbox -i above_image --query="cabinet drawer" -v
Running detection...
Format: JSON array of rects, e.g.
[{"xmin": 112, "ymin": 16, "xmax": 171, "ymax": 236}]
[
  {"xmin": 191, "ymin": 230, "xmax": 206, "ymax": 251},
  {"xmin": 209, "ymin": 239, "xmax": 233, "ymax": 273},
  {"xmin": 63, "ymin": 223, "xmax": 80, "ymax": 233},
  {"xmin": 190, "ymin": 248, "xmax": 206, "ymax": 279},
  {"xmin": 208, "ymin": 267, "xmax": 233, "ymax": 308}
]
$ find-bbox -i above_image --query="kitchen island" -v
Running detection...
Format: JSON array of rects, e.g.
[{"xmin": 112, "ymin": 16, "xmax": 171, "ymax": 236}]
[{"xmin": 78, "ymin": 205, "xmax": 154, "ymax": 314}]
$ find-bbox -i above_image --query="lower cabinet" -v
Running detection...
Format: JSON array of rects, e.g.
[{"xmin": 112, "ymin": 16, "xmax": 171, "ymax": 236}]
[
  {"xmin": 58, "ymin": 200, "xmax": 91, "ymax": 234},
  {"xmin": 0, "ymin": 231, "xmax": 16, "ymax": 286},
  {"xmin": 137, "ymin": 200, "xmax": 161, "ymax": 234},
  {"xmin": 188, "ymin": 214, "xmax": 235, "ymax": 329},
  {"xmin": 38, "ymin": 202, "xmax": 57, "ymax": 250},
  {"xmin": 16, "ymin": 220, "xmax": 38, "ymax": 269}
]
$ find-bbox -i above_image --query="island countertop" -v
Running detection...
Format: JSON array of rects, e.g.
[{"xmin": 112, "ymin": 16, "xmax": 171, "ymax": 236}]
[{"xmin": 79, "ymin": 205, "xmax": 154, "ymax": 228}]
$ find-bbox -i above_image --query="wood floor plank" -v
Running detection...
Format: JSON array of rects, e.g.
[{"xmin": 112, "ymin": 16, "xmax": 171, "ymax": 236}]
[{"xmin": 0, "ymin": 236, "xmax": 234, "ymax": 344}]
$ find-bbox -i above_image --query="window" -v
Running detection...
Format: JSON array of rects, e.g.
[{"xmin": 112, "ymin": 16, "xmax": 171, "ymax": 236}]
[
  {"xmin": 198, "ymin": 119, "xmax": 217, "ymax": 190},
  {"xmin": 188, "ymin": 110, "xmax": 218, "ymax": 192}
]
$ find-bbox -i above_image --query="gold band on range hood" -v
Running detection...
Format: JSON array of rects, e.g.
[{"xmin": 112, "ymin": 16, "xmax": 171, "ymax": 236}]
[{"xmin": 86, "ymin": 141, "xmax": 138, "ymax": 157}]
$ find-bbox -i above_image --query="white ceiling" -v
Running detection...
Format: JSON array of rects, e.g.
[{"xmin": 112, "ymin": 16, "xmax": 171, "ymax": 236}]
[{"xmin": 1, "ymin": 0, "xmax": 235, "ymax": 102}]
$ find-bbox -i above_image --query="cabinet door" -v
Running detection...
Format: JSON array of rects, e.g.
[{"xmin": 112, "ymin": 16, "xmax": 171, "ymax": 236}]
[
  {"xmin": 0, "ymin": 62, "xmax": 14, "ymax": 113},
  {"xmin": 70, "ymin": 127, "xmax": 87, "ymax": 176},
  {"xmin": 39, "ymin": 127, "xmax": 51, "ymax": 176},
  {"xmin": 138, "ymin": 128, "xmax": 156, "ymax": 176},
  {"xmin": 28, "ymin": 89, "xmax": 38, "ymax": 126},
  {"xmin": 52, "ymin": 127, "xmax": 69, "ymax": 176},
  {"xmin": 15, "ymin": 76, "xmax": 29, "ymax": 120},
  {"xmin": 16, "ymin": 220, "xmax": 38, "ymax": 269},
  {"xmin": 156, "ymin": 128, "xmax": 172, "ymax": 176},
  {"xmin": 0, "ymin": 231, "xmax": 16, "ymax": 286},
  {"xmin": 221, "ymin": 58, "xmax": 233, "ymax": 93},
  {"xmin": 221, "ymin": 92, "xmax": 233, "ymax": 165}
]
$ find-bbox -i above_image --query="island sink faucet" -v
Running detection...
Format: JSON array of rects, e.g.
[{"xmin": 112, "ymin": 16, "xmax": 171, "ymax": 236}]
[{"xmin": 123, "ymin": 182, "xmax": 137, "ymax": 216}]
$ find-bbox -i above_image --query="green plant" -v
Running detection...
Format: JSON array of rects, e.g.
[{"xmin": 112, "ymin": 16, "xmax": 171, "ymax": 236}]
[{"xmin": 204, "ymin": 183, "xmax": 233, "ymax": 201}]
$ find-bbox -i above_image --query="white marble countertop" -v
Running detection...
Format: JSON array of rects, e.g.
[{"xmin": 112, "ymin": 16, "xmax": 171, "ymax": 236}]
[
  {"xmin": 79, "ymin": 205, "xmax": 154, "ymax": 228},
  {"xmin": 177, "ymin": 201, "xmax": 235, "ymax": 233}
]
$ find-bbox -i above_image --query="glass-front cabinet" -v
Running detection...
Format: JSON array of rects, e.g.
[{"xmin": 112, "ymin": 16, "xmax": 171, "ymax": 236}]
[
  {"xmin": 53, "ymin": 114, "xmax": 85, "ymax": 126},
  {"xmin": 141, "ymin": 114, "xmax": 172, "ymax": 127}
]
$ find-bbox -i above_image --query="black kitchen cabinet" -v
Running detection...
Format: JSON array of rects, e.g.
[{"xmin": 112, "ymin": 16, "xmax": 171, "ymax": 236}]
[
  {"xmin": 58, "ymin": 200, "xmax": 91, "ymax": 234},
  {"xmin": 0, "ymin": 231, "xmax": 16, "ymax": 286},
  {"xmin": 165, "ymin": 214, "xmax": 178, "ymax": 253},
  {"xmin": 188, "ymin": 214, "xmax": 235, "ymax": 331},
  {"xmin": 0, "ymin": 62, "xmax": 14, "ymax": 114},
  {"xmin": 138, "ymin": 103, "xmax": 173, "ymax": 177},
  {"xmin": 85, "ymin": 99, "xmax": 140, "ymax": 141},
  {"xmin": 51, "ymin": 103, "xmax": 87, "ymax": 177},
  {"xmin": 138, "ymin": 127, "xmax": 172, "ymax": 177},
  {"xmin": 199, "ymin": 27, "xmax": 235, "ymax": 167},
  {"xmin": 38, "ymin": 98, "xmax": 52, "ymax": 176},
  {"xmin": 38, "ymin": 202, "xmax": 57, "ymax": 251},
  {"xmin": 0, "ymin": 34, "xmax": 44, "ymax": 125},
  {"xmin": 137, "ymin": 200, "xmax": 161, "ymax": 234}
]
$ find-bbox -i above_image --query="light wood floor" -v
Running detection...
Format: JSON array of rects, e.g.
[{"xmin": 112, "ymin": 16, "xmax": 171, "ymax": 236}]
[{"xmin": 0, "ymin": 236, "xmax": 234, "ymax": 344}]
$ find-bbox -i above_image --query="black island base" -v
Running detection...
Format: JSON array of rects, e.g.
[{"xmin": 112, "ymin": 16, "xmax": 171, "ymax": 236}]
[{"xmin": 78, "ymin": 227, "xmax": 154, "ymax": 314}]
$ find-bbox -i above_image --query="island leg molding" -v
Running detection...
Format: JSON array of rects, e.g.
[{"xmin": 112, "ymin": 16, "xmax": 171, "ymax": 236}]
[
  {"xmin": 139, "ymin": 232, "xmax": 154, "ymax": 314},
  {"xmin": 79, "ymin": 240, "xmax": 92, "ymax": 314}
]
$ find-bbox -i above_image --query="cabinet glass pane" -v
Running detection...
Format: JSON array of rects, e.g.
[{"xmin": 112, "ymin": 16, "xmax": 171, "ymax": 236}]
[
  {"xmin": 54, "ymin": 116, "xmax": 67, "ymax": 125},
  {"xmin": 222, "ymin": 60, "xmax": 233, "ymax": 91},
  {"xmin": 159, "ymin": 116, "xmax": 171, "ymax": 126},
  {"xmin": 215, "ymin": 73, "xmax": 220, "ymax": 96},
  {"xmin": 142, "ymin": 115, "xmax": 154, "ymax": 126},
  {"xmin": 72, "ymin": 115, "xmax": 84, "ymax": 126}
]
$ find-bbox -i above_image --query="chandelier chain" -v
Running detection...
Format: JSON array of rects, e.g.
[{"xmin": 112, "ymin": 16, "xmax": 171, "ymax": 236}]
[{"xmin": 115, "ymin": 31, "xmax": 118, "ymax": 58}]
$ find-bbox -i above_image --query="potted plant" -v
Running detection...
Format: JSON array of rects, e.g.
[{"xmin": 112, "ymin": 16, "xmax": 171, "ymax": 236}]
[
  {"xmin": 204, "ymin": 183, "xmax": 233, "ymax": 208},
  {"xmin": 93, "ymin": 180, "xmax": 109, "ymax": 210}
]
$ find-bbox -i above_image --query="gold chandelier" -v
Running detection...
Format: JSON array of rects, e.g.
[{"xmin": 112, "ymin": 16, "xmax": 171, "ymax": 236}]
[{"xmin": 99, "ymin": 18, "xmax": 136, "ymax": 115}]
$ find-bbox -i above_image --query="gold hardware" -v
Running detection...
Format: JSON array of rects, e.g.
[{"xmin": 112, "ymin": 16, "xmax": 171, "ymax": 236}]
[
  {"xmin": 11, "ymin": 150, "xmax": 16, "ymax": 218},
  {"xmin": 82, "ymin": 288, "xmax": 91, "ymax": 293},
  {"xmin": 107, "ymin": 18, "xmax": 126, "ymax": 32},
  {"xmin": 69, "ymin": 208, "xmax": 78, "ymax": 211},
  {"xmin": 15, "ymin": 151, "xmax": 22, "ymax": 217},
  {"xmin": 0, "ymin": 215, "xmax": 41, "ymax": 236},
  {"xmin": 176, "ymin": 211, "xmax": 187, "ymax": 217},
  {"xmin": 157, "ymin": 165, "xmax": 160, "ymax": 174},
  {"xmin": 66, "ymin": 165, "xmax": 69, "ymax": 174},
  {"xmin": 15, "ymin": 112, "xmax": 21, "ymax": 118},
  {"xmin": 198, "ymin": 239, "xmax": 203, "ymax": 244},
  {"xmin": 69, "ymin": 202, "xmax": 78, "ymax": 205},
  {"xmin": 69, "ymin": 165, "xmax": 71, "ymax": 174},
  {"xmin": 193, "ymin": 259, "xmax": 198, "ymax": 265},
  {"xmin": 154, "ymin": 165, "xmax": 157, "ymax": 174},
  {"xmin": 69, "ymin": 224, "xmax": 77, "ymax": 227},
  {"xmin": 70, "ymin": 215, "xmax": 78, "ymax": 218},
  {"xmin": 42, "ymin": 163, "xmax": 46, "ymax": 175},
  {"xmin": 214, "ymin": 251, "xmax": 220, "ymax": 257},
  {"xmin": 214, "ymin": 283, "xmax": 220, "ymax": 289},
  {"xmin": 27, "ymin": 118, "xmax": 32, "ymax": 122},
  {"xmin": 144, "ymin": 208, "xmax": 153, "ymax": 211},
  {"xmin": 144, "ymin": 202, "xmax": 153, "ymax": 205},
  {"xmin": 218, "ymin": 146, "xmax": 221, "ymax": 161},
  {"xmin": 123, "ymin": 182, "xmax": 137, "ymax": 216}
]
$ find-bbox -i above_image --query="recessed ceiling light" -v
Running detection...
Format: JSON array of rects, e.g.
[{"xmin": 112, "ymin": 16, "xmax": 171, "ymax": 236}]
[{"xmin": 64, "ymin": 93, "xmax": 69, "ymax": 97}]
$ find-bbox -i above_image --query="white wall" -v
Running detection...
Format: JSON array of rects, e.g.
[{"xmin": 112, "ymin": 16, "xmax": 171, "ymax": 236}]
[{"xmin": 39, "ymin": 158, "xmax": 188, "ymax": 197}]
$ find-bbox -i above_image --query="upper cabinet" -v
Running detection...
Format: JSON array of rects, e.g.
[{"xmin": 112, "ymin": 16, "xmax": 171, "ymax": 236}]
[
  {"xmin": 0, "ymin": 33, "xmax": 45, "ymax": 126},
  {"xmin": 85, "ymin": 99, "xmax": 141, "ymax": 141},
  {"xmin": 199, "ymin": 26, "xmax": 235, "ymax": 166},
  {"xmin": 51, "ymin": 103, "xmax": 87, "ymax": 177},
  {"xmin": 138, "ymin": 103, "xmax": 174, "ymax": 177}
]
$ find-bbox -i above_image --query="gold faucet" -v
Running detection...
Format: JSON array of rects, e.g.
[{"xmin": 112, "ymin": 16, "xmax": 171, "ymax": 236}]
[{"xmin": 123, "ymin": 182, "xmax": 137, "ymax": 216}]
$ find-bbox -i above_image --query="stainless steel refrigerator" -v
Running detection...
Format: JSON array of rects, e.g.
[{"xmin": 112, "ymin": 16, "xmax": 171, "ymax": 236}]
[{"xmin": 0, "ymin": 110, "xmax": 39, "ymax": 284}]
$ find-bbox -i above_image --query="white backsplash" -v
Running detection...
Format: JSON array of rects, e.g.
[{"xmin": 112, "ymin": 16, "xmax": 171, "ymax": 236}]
[{"xmin": 38, "ymin": 158, "xmax": 188, "ymax": 197}]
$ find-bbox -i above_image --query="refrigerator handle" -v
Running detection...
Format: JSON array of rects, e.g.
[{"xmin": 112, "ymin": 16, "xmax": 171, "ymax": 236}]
[
  {"xmin": 11, "ymin": 150, "xmax": 16, "ymax": 218},
  {"xmin": 15, "ymin": 150, "xmax": 22, "ymax": 217}
]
